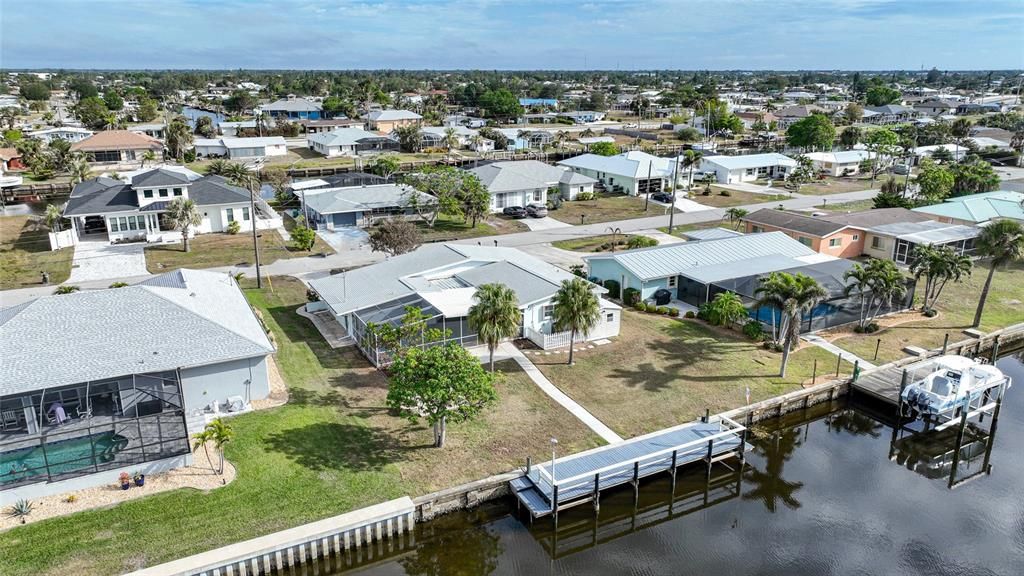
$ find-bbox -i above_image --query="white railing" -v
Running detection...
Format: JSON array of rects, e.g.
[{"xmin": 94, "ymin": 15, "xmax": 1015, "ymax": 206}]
[{"xmin": 524, "ymin": 326, "xmax": 587, "ymax": 350}]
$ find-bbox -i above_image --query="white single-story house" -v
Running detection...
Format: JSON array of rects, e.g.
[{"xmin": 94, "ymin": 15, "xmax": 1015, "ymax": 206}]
[
  {"xmin": 217, "ymin": 120, "xmax": 257, "ymax": 137},
  {"xmin": 128, "ymin": 123, "xmax": 166, "ymax": 140},
  {"xmin": 467, "ymin": 160, "xmax": 598, "ymax": 212},
  {"xmin": 62, "ymin": 167, "xmax": 278, "ymax": 244},
  {"xmin": 558, "ymin": 110, "xmax": 606, "ymax": 124},
  {"xmin": 0, "ymin": 269, "xmax": 274, "ymax": 502},
  {"xmin": 307, "ymin": 244, "xmax": 621, "ymax": 364},
  {"xmin": 306, "ymin": 128, "xmax": 399, "ymax": 157},
  {"xmin": 558, "ymin": 151, "xmax": 670, "ymax": 196},
  {"xmin": 802, "ymin": 150, "xmax": 873, "ymax": 177},
  {"xmin": 700, "ymin": 153, "xmax": 797, "ymax": 184},
  {"xmin": 193, "ymin": 137, "xmax": 288, "ymax": 160},
  {"xmin": 27, "ymin": 127, "xmax": 94, "ymax": 144},
  {"xmin": 420, "ymin": 125, "xmax": 478, "ymax": 149},
  {"xmin": 301, "ymin": 183, "xmax": 434, "ymax": 229},
  {"xmin": 912, "ymin": 144, "xmax": 968, "ymax": 163}
]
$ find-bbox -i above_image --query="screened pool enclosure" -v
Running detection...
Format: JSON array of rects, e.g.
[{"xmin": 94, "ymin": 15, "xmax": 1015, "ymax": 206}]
[
  {"xmin": 350, "ymin": 294, "xmax": 482, "ymax": 367},
  {"xmin": 0, "ymin": 370, "xmax": 190, "ymax": 489}
]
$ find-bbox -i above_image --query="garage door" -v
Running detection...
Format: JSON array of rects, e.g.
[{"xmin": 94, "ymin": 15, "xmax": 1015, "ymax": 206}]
[{"xmin": 332, "ymin": 212, "xmax": 357, "ymax": 226}]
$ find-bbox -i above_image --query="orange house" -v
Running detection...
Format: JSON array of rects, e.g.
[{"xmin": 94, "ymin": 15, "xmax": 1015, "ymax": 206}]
[{"xmin": 741, "ymin": 209, "xmax": 865, "ymax": 258}]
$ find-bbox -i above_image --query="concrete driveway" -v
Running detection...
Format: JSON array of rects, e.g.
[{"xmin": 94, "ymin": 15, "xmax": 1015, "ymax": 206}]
[
  {"xmin": 649, "ymin": 195, "xmax": 716, "ymax": 213},
  {"xmin": 522, "ymin": 216, "xmax": 572, "ymax": 231},
  {"xmin": 68, "ymin": 238, "xmax": 148, "ymax": 283},
  {"xmin": 316, "ymin": 227, "xmax": 370, "ymax": 252}
]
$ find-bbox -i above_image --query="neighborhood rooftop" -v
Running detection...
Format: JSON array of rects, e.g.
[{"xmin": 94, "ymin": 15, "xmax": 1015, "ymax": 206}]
[
  {"xmin": 469, "ymin": 160, "xmax": 578, "ymax": 193},
  {"xmin": 0, "ymin": 269, "xmax": 274, "ymax": 396},
  {"xmin": 301, "ymin": 183, "xmax": 431, "ymax": 215},
  {"xmin": 700, "ymin": 153, "xmax": 798, "ymax": 170}
]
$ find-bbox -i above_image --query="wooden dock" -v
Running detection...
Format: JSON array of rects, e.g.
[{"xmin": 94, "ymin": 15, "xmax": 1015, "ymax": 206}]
[
  {"xmin": 511, "ymin": 416, "xmax": 746, "ymax": 520},
  {"xmin": 853, "ymin": 358, "xmax": 939, "ymax": 405}
]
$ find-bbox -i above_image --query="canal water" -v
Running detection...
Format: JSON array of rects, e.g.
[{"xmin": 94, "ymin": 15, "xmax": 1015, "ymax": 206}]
[
  {"xmin": 180, "ymin": 105, "xmax": 225, "ymax": 128},
  {"xmin": 316, "ymin": 354, "xmax": 1024, "ymax": 576}
]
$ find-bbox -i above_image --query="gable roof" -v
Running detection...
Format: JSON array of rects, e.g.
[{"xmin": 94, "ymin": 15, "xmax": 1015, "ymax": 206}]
[
  {"xmin": 557, "ymin": 151, "xmax": 670, "ymax": 179},
  {"xmin": 584, "ymin": 231, "xmax": 821, "ymax": 281},
  {"xmin": 468, "ymin": 160, "xmax": 570, "ymax": 193},
  {"xmin": 70, "ymin": 130, "xmax": 162, "ymax": 152},
  {"xmin": 308, "ymin": 128, "xmax": 392, "ymax": 147},
  {"xmin": 131, "ymin": 168, "xmax": 191, "ymax": 188},
  {"xmin": 64, "ymin": 174, "xmax": 250, "ymax": 216},
  {"xmin": 367, "ymin": 109, "xmax": 422, "ymax": 122},
  {"xmin": 820, "ymin": 207, "xmax": 932, "ymax": 228},
  {"xmin": 302, "ymin": 183, "xmax": 431, "ymax": 215},
  {"xmin": 0, "ymin": 269, "xmax": 274, "ymax": 395},
  {"xmin": 912, "ymin": 191, "xmax": 1024, "ymax": 223},
  {"xmin": 702, "ymin": 153, "xmax": 798, "ymax": 171},
  {"xmin": 262, "ymin": 97, "xmax": 322, "ymax": 112}
]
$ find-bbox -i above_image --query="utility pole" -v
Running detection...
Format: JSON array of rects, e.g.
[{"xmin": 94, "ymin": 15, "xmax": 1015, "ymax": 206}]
[
  {"xmin": 643, "ymin": 161, "xmax": 652, "ymax": 211},
  {"xmin": 248, "ymin": 170, "xmax": 262, "ymax": 289},
  {"xmin": 668, "ymin": 156, "xmax": 679, "ymax": 235}
]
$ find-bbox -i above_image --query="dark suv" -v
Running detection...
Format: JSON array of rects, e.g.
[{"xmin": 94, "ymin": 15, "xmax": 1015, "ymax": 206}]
[{"xmin": 502, "ymin": 205, "xmax": 527, "ymax": 218}]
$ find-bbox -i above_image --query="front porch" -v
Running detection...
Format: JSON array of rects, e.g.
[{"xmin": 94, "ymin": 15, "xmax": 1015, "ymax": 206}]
[{"xmin": 1, "ymin": 371, "xmax": 190, "ymax": 490}]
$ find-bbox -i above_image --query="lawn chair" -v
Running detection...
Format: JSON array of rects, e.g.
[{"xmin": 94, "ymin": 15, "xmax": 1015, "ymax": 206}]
[
  {"xmin": 1, "ymin": 410, "xmax": 19, "ymax": 430},
  {"xmin": 77, "ymin": 406, "xmax": 93, "ymax": 420}
]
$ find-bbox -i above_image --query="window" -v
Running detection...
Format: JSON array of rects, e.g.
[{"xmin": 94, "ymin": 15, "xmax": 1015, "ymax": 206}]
[
  {"xmin": 533, "ymin": 189, "xmax": 542, "ymax": 202},
  {"xmin": 829, "ymin": 238, "xmax": 841, "ymax": 248},
  {"xmin": 872, "ymin": 236, "xmax": 884, "ymax": 249},
  {"xmin": 90, "ymin": 150, "xmax": 120, "ymax": 162},
  {"xmin": 242, "ymin": 207, "xmax": 250, "ymax": 221},
  {"xmin": 494, "ymin": 194, "xmax": 505, "ymax": 209},
  {"xmin": 667, "ymin": 276, "xmax": 677, "ymax": 288},
  {"xmin": 226, "ymin": 208, "xmax": 235, "ymax": 222},
  {"xmin": 852, "ymin": 234, "xmax": 860, "ymax": 241},
  {"xmin": 542, "ymin": 305, "xmax": 554, "ymax": 320},
  {"xmin": 109, "ymin": 217, "xmax": 119, "ymax": 232},
  {"xmin": 119, "ymin": 217, "xmax": 128, "ymax": 231},
  {"xmin": 158, "ymin": 189, "xmax": 169, "ymax": 198},
  {"xmin": 143, "ymin": 190, "xmax": 154, "ymax": 198},
  {"xmin": 173, "ymin": 188, "xmax": 183, "ymax": 196},
  {"xmin": 751, "ymin": 225, "xmax": 763, "ymax": 233},
  {"xmin": 798, "ymin": 236, "xmax": 812, "ymax": 247},
  {"xmin": 606, "ymin": 313, "xmax": 614, "ymax": 322}
]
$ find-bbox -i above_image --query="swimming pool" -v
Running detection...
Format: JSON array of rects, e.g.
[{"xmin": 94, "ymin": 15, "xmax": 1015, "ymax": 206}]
[{"xmin": 0, "ymin": 431, "xmax": 128, "ymax": 486}]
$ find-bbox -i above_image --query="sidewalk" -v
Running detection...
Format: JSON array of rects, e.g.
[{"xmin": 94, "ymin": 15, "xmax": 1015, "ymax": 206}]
[{"xmin": 468, "ymin": 343, "xmax": 624, "ymax": 444}]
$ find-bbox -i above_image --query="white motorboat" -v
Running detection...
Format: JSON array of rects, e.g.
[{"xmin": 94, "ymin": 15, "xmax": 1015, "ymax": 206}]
[{"xmin": 900, "ymin": 355, "xmax": 1011, "ymax": 417}]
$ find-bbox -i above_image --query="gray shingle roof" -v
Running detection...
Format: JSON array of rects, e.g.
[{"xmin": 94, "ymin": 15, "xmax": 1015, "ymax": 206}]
[
  {"xmin": 263, "ymin": 98, "xmax": 322, "ymax": 112},
  {"xmin": 468, "ymin": 161, "xmax": 569, "ymax": 193},
  {"xmin": 188, "ymin": 176, "xmax": 251, "ymax": 205},
  {"xmin": 0, "ymin": 269, "xmax": 274, "ymax": 396},
  {"xmin": 584, "ymin": 231, "xmax": 820, "ymax": 281},
  {"xmin": 741, "ymin": 208, "xmax": 847, "ymax": 237},
  {"xmin": 131, "ymin": 168, "xmax": 191, "ymax": 188},
  {"xmin": 64, "ymin": 175, "xmax": 250, "ymax": 216},
  {"xmin": 302, "ymin": 183, "xmax": 431, "ymax": 215},
  {"xmin": 820, "ymin": 207, "xmax": 931, "ymax": 228}
]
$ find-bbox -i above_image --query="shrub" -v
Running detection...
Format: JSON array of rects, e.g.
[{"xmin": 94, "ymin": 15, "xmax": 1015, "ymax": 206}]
[
  {"xmin": 108, "ymin": 282, "xmax": 129, "ymax": 288},
  {"xmin": 626, "ymin": 235, "xmax": 658, "ymax": 249},
  {"xmin": 742, "ymin": 319, "xmax": 765, "ymax": 340},
  {"xmin": 696, "ymin": 303, "xmax": 710, "ymax": 320},
  {"xmin": 603, "ymin": 279, "xmax": 621, "ymax": 299},
  {"xmin": 923, "ymin": 309, "xmax": 938, "ymax": 318},
  {"xmin": 854, "ymin": 322, "xmax": 881, "ymax": 334},
  {"xmin": 669, "ymin": 308, "xmax": 680, "ymax": 317},
  {"xmin": 291, "ymin": 224, "xmax": 317, "ymax": 251},
  {"xmin": 623, "ymin": 287, "xmax": 641, "ymax": 306},
  {"xmin": 719, "ymin": 189, "xmax": 731, "ymax": 196},
  {"xmin": 633, "ymin": 302, "xmax": 646, "ymax": 311},
  {"xmin": 570, "ymin": 264, "xmax": 586, "ymax": 278},
  {"xmin": 702, "ymin": 189, "xmax": 711, "ymax": 196},
  {"xmin": 53, "ymin": 285, "xmax": 80, "ymax": 295},
  {"xmin": 576, "ymin": 191, "xmax": 595, "ymax": 201},
  {"xmin": 703, "ymin": 292, "xmax": 748, "ymax": 327},
  {"xmin": 684, "ymin": 310, "xmax": 696, "ymax": 319},
  {"xmin": 656, "ymin": 306, "xmax": 669, "ymax": 315},
  {"xmin": 226, "ymin": 220, "xmax": 241, "ymax": 235}
]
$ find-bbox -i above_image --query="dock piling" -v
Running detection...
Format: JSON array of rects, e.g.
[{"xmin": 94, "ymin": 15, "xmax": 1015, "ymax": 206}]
[
  {"xmin": 835, "ymin": 354, "xmax": 842, "ymax": 377},
  {"xmin": 874, "ymin": 338, "xmax": 881, "ymax": 361},
  {"xmin": 941, "ymin": 333, "xmax": 949, "ymax": 354}
]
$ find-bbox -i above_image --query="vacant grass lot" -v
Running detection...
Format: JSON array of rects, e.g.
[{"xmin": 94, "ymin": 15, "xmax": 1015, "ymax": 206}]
[
  {"xmin": 535, "ymin": 310, "xmax": 853, "ymax": 438},
  {"xmin": 0, "ymin": 277, "xmax": 600, "ymax": 576},
  {"xmin": 417, "ymin": 213, "xmax": 528, "ymax": 243},
  {"xmin": 0, "ymin": 215, "xmax": 74, "ymax": 289},
  {"xmin": 817, "ymin": 199, "xmax": 876, "ymax": 213},
  {"xmin": 829, "ymin": 261, "xmax": 1024, "ymax": 365},
  {"xmin": 694, "ymin": 188, "xmax": 789, "ymax": 208},
  {"xmin": 550, "ymin": 192, "xmax": 672, "ymax": 225},
  {"xmin": 551, "ymin": 233, "xmax": 657, "ymax": 252},
  {"xmin": 791, "ymin": 176, "xmax": 877, "ymax": 196},
  {"xmin": 144, "ymin": 229, "xmax": 334, "ymax": 273}
]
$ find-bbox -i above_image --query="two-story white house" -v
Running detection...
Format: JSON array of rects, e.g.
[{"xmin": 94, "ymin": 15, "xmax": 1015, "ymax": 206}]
[
  {"xmin": 27, "ymin": 127, "xmax": 95, "ymax": 144},
  {"xmin": 63, "ymin": 167, "xmax": 276, "ymax": 244},
  {"xmin": 306, "ymin": 244, "xmax": 621, "ymax": 365}
]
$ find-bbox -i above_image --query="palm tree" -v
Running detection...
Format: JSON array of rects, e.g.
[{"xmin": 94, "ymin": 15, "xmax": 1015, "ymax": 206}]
[
  {"xmin": 223, "ymin": 162, "xmax": 256, "ymax": 191},
  {"xmin": 581, "ymin": 127, "xmax": 596, "ymax": 138},
  {"xmin": 192, "ymin": 418, "xmax": 234, "ymax": 475},
  {"xmin": 69, "ymin": 158, "xmax": 92, "ymax": 185},
  {"xmin": 205, "ymin": 158, "xmax": 232, "ymax": 176},
  {"xmin": 755, "ymin": 272, "xmax": 828, "ymax": 377},
  {"xmin": 681, "ymin": 149, "xmax": 703, "ymax": 193},
  {"xmin": 467, "ymin": 283, "xmax": 521, "ymax": 371},
  {"xmin": 165, "ymin": 116, "xmax": 194, "ymax": 161},
  {"xmin": 141, "ymin": 150, "xmax": 156, "ymax": 167},
  {"xmin": 972, "ymin": 220, "xmax": 1024, "ymax": 327},
  {"xmin": 950, "ymin": 118, "xmax": 972, "ymax": 162},
  {"xmin": 908, "ymin": 245, "xmax": 972, "ymax": 314},
  {"xmin": 724, "ymin": 207, "xmax": 748, "ymax": 230},
  {"xmin": 43, "ymin": 204, "xmax": 64, "ymax": 232},
  {"xmin": 162, "ymin": 197, "xmax": 203, "ymax": 252},
  {"xmin": 551, "ymin": 278, "xmax": 601, "ymax": 366},
  {"xmin": 443, "ymin": 126, "xmax": 459, "ymax": 155}
]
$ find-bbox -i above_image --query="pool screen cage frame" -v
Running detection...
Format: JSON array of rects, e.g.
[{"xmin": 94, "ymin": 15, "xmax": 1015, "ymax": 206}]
[{"xmin": 0, "ymin": 370, "xmax": 191, "ymax": 490}]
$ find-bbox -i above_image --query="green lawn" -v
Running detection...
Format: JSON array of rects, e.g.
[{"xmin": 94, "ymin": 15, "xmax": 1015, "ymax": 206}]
[
  {"xmin": 828, "ymin": 261, "xmax": 1024, "ymax": 365},
  {"xmin": 144, "ymin": 228, "xmax": 334, "ymax": 273},
  {"xmin": 417, "ymin": 213, "xmax": 527, "ymax": 243},
  {"xmin": 791, "ymin": 176, "xmax": 877, "ymax": 196},
  {"xmin": 817, "ymin": 199, "xmax": 876, "ymax": 213},
  {"xmin": 551, "ymin": 233, "xmax": 658, "ymax": 252},
  {"xmin": 535, "ymin": 310, "xmax": 854, "ymax": 438},
  {"xmin": 550, "ymin": 192, "xmax": 671, "ymax": 225},
  {"xmin": 0, "ymin": 215, "xmax": 74, "ymax": 289},
  {"xmin": 694, "ymin": 187, "xmax": 790, "ymax": 208},
  {"xmin": 0, "ymin": 277, "xmax": 600, "ymax": 576}
]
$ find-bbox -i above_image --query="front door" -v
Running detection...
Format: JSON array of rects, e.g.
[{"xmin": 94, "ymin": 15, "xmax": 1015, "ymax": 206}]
[{"xmin": 894, "ymin": 239, "xmax": 912, "ymax": 264}]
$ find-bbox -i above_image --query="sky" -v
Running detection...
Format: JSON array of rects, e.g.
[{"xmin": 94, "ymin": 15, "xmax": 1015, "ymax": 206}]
[{"xmin": 2, "ymin": 0, "xmax": 1023, "ymax": 71}]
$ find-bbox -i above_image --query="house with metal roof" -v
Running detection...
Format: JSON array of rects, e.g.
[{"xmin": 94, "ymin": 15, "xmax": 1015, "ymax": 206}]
[
  {"xmin": 62, "ymin": 168, "xmax": 277, "ymax": 244},
  {"xmin": 861, "ymin": 220, "xmax": 980, "ymax": 264},
  {"xmin": 193, "ymin": 136, "xmax": 288, "ymax": 160},
  {"xmin": 258, "ymin": 97, "xmax": 322, "ymax": 120},
  {"xmin": 306, "ymin": 128, "xmax": 398, "ymax": 157},
  {"xmin": 300, "ymin": 183, "xmax": 434, "ymax": 229},
  {"xmin": 558, "ymin": 151, "xmax": 670, "ymax": 196},
  {"xmin": 700, "ymin": 153, "xmax": 797, "ymax": 184},
  {"xmin": 306, "ymin": 244, "xmax": 620, "ymax": 364},
  {"xmin": 912, "ymin": 191, "xmax": 1024, "ymax": 226},
  {"xmin": 0, "ymin": 269, "xmax": 275, "ymax": 501},
  {"xmin": 803, "ymin": 150, "xmax": 874, "ymax": 176},
  {"xmin": 467, "ymin": 160, "xmax": 598, "ymax": 211}
]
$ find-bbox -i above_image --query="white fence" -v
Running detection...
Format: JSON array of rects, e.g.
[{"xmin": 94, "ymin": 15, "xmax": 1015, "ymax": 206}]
[
  {"xmin": 524, "ymin": 326, "xmax": 587, "ymax": 350},
  {"xmin": 48, "ymin": 229, "xmax": 75, "ymax": 250}
]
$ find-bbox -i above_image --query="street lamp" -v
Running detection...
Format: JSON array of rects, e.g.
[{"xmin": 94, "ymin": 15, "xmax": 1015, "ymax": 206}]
[{"xmin": 550, "ymin": 437, "xmax": 559, "ymax": 483}]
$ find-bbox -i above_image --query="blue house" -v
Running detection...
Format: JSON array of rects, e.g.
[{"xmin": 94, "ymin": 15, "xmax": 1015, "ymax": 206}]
[
  {"xmin": 519, "ymin": 98, "xmax": 559, "ymax": 108},
  {"xmin": 260, "ymin": 97, "xmax": 323, "ymax": 121}
]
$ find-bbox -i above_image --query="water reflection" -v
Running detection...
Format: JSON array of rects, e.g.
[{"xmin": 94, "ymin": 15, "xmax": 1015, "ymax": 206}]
[
  {"xmin": 398, "ymin": 507, "xmax": 502, "ymax": 576},
  {"xmin": 742, "ymin": 427, "xmax": 805, "ymax": 513}
]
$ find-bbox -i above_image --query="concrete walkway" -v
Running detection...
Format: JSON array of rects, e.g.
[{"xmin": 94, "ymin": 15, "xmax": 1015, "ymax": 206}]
[
  {"xmin": 469, "ymin": 342, "xmax": 623, "ymax": 444},
  {"xmin": 522, "ymin": 216, "xmax": 572, "ymax": 231},
  {"xmin": 68, "ymin": 238, "xmax": 148, "ymax": 283},
  {"xmin": 801, "ymin": 333, "xmax": 877, "ymax": 370}
]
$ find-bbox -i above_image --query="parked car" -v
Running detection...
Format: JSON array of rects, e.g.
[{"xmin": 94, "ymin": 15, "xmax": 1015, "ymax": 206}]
[
  {"xmin": 653, "ymin": 288, "xmax": 672, "ymax": 306},
  {"xmin": 891, "ymin": 164, "xmax": 910, "ymax": 175},
  {"xmin": 526, "ymin": 203, "xmax": 548, "ymax": 218},
  {"xmin": 502, "ymin": 205, "xmax": 527, "ymax": 219},
  {"xmin": 651, "ymin": 192, "xmax": 675, "ymax": 204}
]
